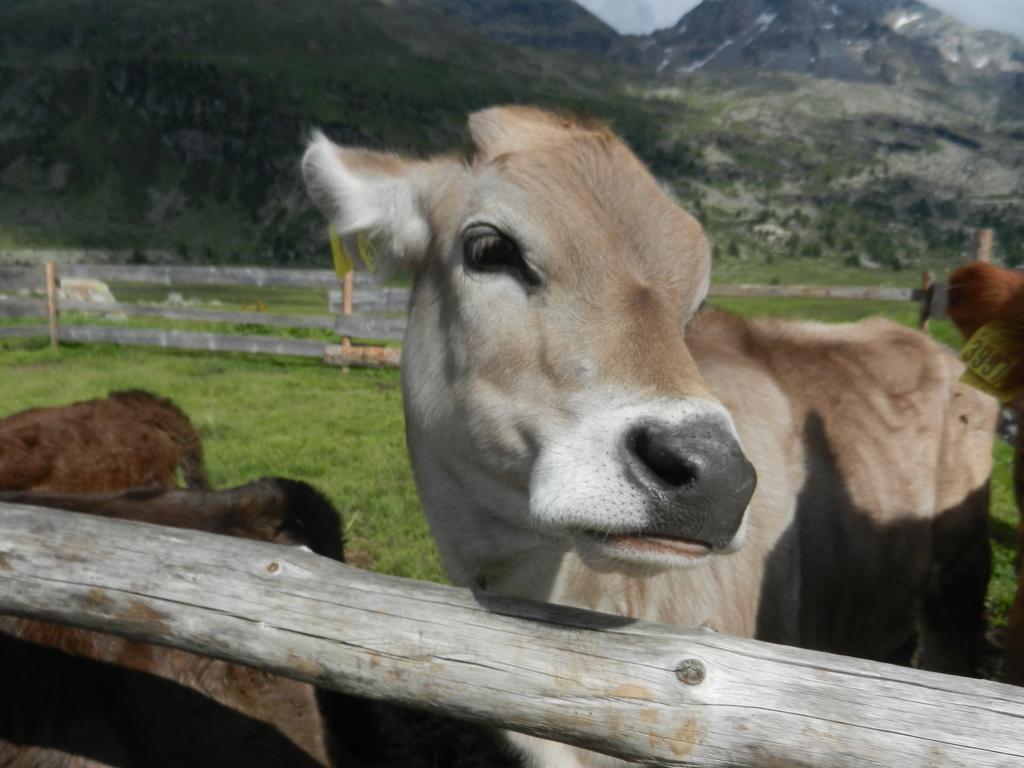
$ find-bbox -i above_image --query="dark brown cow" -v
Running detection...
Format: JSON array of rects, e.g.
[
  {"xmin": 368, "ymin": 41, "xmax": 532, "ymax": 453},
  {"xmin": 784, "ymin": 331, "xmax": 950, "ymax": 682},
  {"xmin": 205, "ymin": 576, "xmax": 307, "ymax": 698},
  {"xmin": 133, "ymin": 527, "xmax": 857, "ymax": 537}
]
[
  {"xmin": 0, "ymin": 479, "xmax": 348, "ymax": 767},
  {"xmin": 0, "ymin": 390, "xmax": 209, "ymax": 493},
  {"xmin": 947, "ymin": 261, "xmax": 1024, "ymax": 684},
  {"xmin": 0, "ymin": 487, "xmax": 520, "ymax": 767}
]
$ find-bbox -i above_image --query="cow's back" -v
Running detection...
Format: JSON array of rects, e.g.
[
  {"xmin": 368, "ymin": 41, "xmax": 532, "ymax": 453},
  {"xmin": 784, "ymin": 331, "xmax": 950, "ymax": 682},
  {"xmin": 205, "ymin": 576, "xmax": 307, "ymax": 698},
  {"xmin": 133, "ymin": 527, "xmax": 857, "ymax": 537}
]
[
  {"xmin": 0, "ymin": 391, "xmax": 207, "ymax": 493},
  {"xmin": 688, "ymin": 309, "xmax": 996, "ymax": 665}
]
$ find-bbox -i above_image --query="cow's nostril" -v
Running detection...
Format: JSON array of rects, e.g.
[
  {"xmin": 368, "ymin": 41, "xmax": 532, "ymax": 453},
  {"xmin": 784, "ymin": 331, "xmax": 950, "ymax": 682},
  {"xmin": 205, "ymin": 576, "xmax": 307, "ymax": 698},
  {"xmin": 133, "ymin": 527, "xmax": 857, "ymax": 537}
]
[{"xmin": 631, "ymin": 426, "xmax": 700, "ymax": 488}]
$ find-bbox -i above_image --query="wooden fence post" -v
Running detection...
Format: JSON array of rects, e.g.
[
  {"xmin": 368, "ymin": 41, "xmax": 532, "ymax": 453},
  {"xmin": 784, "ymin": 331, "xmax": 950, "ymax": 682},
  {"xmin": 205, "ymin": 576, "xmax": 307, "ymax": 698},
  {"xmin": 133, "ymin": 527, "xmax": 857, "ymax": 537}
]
[
  {"xmin": 337, "ymin": 270, "xmax": 354, "ymax": 372},
  {"xmin": 45, "ymin": 260, "xmax": 59, "ymax": 349},
  {"xmin": 976, "ymin": 228, "xmax": 994, "ymax": 263},
  {"xmin": 917, "ymin": 270, "xmax": 934, "ymax": 331},
  {"xmin": 342, "ymin": 270, "xmax": 354, "ymax": 318}
]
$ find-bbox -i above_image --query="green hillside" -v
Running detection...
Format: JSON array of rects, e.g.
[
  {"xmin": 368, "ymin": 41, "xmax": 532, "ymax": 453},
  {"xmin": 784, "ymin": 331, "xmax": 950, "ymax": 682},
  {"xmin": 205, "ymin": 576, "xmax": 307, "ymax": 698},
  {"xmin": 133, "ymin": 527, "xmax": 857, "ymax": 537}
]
[
  {"xmin": 0, "ymin": 0, "xmax": 641, "ymax": 262},
  {"xmin": 0, "ymin": 0, "xmax": 1020, "ymax": 273}
]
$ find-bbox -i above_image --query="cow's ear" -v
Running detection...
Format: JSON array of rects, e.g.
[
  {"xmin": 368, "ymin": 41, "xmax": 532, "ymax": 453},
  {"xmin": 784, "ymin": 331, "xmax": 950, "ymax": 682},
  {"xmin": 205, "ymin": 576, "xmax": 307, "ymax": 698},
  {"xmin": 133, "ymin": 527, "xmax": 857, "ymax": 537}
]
[{"xmin": 302, "ymin": 131, "xmax": 430, "ymax": 262}]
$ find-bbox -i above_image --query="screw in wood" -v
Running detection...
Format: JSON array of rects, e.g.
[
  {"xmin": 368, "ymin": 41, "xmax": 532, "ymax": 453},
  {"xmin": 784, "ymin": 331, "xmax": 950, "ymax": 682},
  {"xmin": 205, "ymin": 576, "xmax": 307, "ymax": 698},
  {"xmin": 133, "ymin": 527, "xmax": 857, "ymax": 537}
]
[{"xmin": 675, "ymin": 658, "xmax": 706, "ymax": 685}]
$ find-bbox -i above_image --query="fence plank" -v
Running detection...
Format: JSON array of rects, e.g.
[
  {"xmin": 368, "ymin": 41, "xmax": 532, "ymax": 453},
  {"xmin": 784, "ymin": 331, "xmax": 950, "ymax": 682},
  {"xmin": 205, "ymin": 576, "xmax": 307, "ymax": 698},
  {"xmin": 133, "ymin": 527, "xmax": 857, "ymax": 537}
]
[
  {"xmin": 708, "ymin": 284, "xmax": 920, "ymax": 301},
  {"xmin": 0, "ymin": 266, "xmax": 46, "ymax": 291},
  {"xmin": 58, "ymin": 326, "xmax": 327, "ymax": 358},
  {"xmin": 324, "ymin": 343, "xmax": 400, "ymax": 368},
  {"xmin": 8, "ymin": 264, "xmax": 923, "ymax": 302},
  {"xmin": 334, "ymin": 315, "xmax": 406, "ymax": 341},
  {"xmin": 0, "ymin": 299, "xmax": 46, "ymax": 318},
  {"xmin": 328, "ymin": 287, "xmax": 410, "ymax": 314},
  {"xmin": 931, "ymin": 281, "xmax": 949, "ymax": 321},
  {"xmin": 59, "ymin": 302, "xmax": 405, "ymax": 342},
  {"xmin": 58, "ymin": 264, "xmax": 375, "ymax": 289},
  {"xmin": 60, "ymin": 300, "xmax": 338, "ymax": 331},
  {"xmin": 0, "ymin": 503, "xmax": 1022, "ymax": 768},
  {"xmin": 0, "ymin": 325, "xmax": 49, "ymax": 339}
]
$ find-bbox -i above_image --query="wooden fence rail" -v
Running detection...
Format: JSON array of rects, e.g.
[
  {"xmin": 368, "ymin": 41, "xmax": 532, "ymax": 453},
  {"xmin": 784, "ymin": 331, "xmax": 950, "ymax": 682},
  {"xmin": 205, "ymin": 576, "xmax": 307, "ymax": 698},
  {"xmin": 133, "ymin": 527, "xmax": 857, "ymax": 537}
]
[
  {"xmin": 1, "ymin": 264, "xmax": 375, "ymax": 290},
  {"xmin": 56, "ymin": 326, "xmax": 330, "ymax": 357},
  {"xmin": 707, "ymin": 284, "xmax": 922, "ymax": 302},
  {"xmin": 0, "ymin": 324, "xmax": 50, "ymax": 340},
  {"xmin": 0, "ymin": 262, "xmax": 405, "ymax": 360},
  {"xmin": 0, "ymin": 502, "xmax": 1022, "ymax": 767},
  {"xmin": 3, "ymin": 262, "xmax": 948, "ymax": 362}
]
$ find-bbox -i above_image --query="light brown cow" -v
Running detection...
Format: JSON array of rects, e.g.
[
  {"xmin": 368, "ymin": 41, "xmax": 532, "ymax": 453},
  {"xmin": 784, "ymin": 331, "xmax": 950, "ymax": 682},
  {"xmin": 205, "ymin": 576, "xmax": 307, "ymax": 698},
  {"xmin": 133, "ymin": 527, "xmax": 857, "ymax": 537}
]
[{"xmin": 303, "ymin": 107, "xmax": 996, "ymax": 767}]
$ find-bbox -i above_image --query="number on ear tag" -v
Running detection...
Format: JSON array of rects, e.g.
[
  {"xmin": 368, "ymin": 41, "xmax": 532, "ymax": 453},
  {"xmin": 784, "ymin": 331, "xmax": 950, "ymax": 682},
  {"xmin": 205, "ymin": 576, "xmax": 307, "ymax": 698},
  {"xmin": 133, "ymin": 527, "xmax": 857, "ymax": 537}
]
[{"xmin": 959, "ymin": 322, "xmax": 1022, "ymax": 403}]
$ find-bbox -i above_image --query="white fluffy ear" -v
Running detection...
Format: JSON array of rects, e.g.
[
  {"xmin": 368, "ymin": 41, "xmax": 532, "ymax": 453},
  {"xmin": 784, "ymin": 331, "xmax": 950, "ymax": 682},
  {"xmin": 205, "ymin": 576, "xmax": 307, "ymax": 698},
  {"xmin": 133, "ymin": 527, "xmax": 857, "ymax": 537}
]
[{"xmin": 301, "ymin": 131, "xmax": 430, "ymax": 261}]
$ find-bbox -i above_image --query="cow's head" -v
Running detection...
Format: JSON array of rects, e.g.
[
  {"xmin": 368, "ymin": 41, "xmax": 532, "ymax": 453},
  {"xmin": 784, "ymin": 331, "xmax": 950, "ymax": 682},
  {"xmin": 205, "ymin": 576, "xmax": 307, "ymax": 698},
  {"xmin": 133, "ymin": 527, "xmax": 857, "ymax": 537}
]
[{"xmin": 303, "ymin": 107, "xmax": 755, "ymax": 587}]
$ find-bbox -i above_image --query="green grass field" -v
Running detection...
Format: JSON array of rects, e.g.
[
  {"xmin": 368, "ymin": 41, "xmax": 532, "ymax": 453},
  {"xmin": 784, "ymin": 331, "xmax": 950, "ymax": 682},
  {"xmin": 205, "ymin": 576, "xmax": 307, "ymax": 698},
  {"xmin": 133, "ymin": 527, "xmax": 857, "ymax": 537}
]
[
  {"xmin": 1, "ymin": 294, "xmax": 1018, "ymax": 631},
  {"xmin": 0, "ymin": 340, "xmax": 437, "ymax": 581}
]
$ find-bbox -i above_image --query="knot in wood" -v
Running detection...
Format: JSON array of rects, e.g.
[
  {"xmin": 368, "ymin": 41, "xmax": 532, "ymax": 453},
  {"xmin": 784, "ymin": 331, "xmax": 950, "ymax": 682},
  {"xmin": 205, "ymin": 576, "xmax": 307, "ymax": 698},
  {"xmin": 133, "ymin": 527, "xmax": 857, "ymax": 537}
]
[
  {"xmin": 675, "ymin": 658, "xmax": 706, "ymax": 685},
  {"xmin": 266, "ymin": 561, "xmax": 280, "ymax": 573}
]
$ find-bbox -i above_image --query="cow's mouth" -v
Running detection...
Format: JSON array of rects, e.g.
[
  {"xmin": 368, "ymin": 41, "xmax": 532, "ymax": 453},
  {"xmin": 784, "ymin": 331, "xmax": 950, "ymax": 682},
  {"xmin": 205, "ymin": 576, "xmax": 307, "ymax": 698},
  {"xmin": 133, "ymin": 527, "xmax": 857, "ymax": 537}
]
[{"xmin": 578, "ymin": 529, "xmax": 712, "ymax": 559}]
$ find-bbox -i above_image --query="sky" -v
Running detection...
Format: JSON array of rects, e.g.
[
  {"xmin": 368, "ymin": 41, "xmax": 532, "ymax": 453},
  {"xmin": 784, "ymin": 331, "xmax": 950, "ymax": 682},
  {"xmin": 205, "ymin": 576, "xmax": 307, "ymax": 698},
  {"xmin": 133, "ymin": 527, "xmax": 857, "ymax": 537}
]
[{"xmin": 573, "ymin": 0, "xmax": 1024, "ymax": 42}]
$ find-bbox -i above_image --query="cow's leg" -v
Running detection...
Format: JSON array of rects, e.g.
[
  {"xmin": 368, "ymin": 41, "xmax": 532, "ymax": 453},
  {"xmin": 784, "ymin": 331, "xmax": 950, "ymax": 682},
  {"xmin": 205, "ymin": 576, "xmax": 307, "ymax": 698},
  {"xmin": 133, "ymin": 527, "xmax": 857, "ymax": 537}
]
[
  {"xmin": 1002, "ymin": 402, "xmax": 1024, "ymax": 683},
  {"xmin": 1005, "ymin": 581, "xmax": 1024, "ymax": 684},
  {"xmin": 919, "ymin": 483, "xmax": 991, "ymax": 675}
]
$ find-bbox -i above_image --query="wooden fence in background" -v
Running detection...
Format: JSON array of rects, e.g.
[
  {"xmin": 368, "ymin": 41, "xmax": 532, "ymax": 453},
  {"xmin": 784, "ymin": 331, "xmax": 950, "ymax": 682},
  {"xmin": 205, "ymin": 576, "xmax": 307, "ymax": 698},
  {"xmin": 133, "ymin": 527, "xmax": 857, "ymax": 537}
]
[
  {"xmin": 1, "ymin": 501, "xmax": 1022, "ymax": 767},
  {"xmin": 1, "ymin": 262, "xmax": 942, "ymax": 367},
  {"xmin": 0, "ymin": 263, "xmax": 404, "ymax": 366}
]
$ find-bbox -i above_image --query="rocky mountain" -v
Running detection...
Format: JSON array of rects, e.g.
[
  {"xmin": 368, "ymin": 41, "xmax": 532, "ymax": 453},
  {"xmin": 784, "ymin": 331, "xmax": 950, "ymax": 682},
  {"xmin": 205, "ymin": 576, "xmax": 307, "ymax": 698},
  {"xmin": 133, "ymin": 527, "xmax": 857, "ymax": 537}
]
[
  {"xmin": 632, "ymin": 0, "xmax": 1024, "ymax": 93},
  {"xmin": 0, "ymin": 0, "xmax": 1020, "ymax": 271}
]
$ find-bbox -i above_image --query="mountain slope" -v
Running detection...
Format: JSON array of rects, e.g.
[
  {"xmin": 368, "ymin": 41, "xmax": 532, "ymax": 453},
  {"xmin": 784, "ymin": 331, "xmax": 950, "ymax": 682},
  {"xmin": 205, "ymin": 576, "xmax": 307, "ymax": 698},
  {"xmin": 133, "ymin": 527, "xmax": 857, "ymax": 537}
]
[
  {"xmin": 0, "ymin": 0, "xmax": 648, "ymax": 262},
  {"xmin": 0, "ymin": 0, "xmax": 1020, "ymax": 270},
  {"xmin": 633, "ymin": 0, "xmax": 1024, "ymax": 94}
]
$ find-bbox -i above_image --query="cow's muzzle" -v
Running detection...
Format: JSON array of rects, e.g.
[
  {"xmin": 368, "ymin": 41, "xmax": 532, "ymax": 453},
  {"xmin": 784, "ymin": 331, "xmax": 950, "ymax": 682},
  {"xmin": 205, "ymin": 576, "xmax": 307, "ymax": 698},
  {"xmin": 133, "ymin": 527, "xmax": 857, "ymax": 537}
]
[{"xmin": 620, "ymin": 418, "xmax": 756, "ymax": 550}]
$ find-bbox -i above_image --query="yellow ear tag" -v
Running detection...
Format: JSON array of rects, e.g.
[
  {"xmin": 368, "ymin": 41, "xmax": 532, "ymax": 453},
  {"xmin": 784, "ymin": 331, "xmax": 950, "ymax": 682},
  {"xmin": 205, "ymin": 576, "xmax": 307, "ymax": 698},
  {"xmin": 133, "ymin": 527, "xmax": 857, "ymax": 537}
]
[
  {"xmin": 329, "ymin": 227, "xmax": 354, "ymax": 277},
  {"xmin": 356, "ymin": 232, "xmax": 378, "ymax": 274},
  {"xmin": 959, "ymin": 322, "xmax": 1022, "ymax": 403}
]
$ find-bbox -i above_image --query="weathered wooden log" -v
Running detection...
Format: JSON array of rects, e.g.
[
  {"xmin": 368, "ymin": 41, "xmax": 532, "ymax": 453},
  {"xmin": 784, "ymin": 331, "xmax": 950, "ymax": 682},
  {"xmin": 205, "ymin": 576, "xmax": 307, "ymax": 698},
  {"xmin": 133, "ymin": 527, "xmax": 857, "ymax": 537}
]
[
  {"xmin": 1, "ymin": 503, "xmax": 1022, "ymax": 767},
  {"xmin": 323, "ymin": 343, "xmax": 400, "ymax": 368}
]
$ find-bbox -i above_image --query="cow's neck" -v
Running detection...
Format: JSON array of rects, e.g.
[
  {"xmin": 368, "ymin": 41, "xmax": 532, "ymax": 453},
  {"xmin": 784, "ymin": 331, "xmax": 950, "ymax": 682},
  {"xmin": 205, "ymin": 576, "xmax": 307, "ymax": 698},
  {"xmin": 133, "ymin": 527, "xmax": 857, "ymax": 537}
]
[{"xmin": 409, "ymin": 450, "xmax": 564, "ymax": 593}]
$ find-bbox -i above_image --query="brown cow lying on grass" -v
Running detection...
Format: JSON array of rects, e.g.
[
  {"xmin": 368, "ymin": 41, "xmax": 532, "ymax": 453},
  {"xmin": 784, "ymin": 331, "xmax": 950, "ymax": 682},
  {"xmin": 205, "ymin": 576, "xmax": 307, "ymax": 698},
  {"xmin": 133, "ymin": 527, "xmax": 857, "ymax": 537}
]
[
  {"xmin": 0, "ymin": 390, "xmax": 209, "ymax": 492},
  {"xmin": 947, "ymin": 261, "xmax": 1024, "ymax": 684}
]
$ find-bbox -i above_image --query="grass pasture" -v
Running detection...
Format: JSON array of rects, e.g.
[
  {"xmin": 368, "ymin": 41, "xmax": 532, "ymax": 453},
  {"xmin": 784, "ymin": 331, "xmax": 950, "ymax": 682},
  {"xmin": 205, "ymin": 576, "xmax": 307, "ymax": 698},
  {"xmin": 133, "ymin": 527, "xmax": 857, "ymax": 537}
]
[
  {"xmin": 0, "ymin": 341, "xmax": 439, "ymax": 582},
  {"xmin": 0, "ymin": 293, "xmax": 1018, "ymax": 631}
]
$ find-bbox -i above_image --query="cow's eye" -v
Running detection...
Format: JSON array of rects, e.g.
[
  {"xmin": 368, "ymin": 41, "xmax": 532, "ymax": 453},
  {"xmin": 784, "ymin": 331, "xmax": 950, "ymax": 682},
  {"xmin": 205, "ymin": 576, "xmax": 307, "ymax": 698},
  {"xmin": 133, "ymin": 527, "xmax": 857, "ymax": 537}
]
[{"xmin": 463, "ymin": 227, "xmax": 540, "ymax": 289}]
